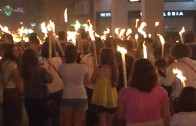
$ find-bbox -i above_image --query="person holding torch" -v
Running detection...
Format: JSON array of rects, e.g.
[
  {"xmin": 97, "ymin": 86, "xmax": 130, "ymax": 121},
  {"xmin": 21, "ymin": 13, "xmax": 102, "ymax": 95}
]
[
  {"xmin": 160, "ymin": 43, "xmax": 196, "ymax": 114},
  {"xmin": 118, "ymin": 58, "xmax": 171, "ymax": 126},
  {"xmin": 91, "ymin": 48, "xmax": 118, "ymax": 126}
]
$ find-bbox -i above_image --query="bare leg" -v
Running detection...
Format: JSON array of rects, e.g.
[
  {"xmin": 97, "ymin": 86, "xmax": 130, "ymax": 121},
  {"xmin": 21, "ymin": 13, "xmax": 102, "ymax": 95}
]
[
  {"xmin": 74, "ymin": 109, "xmax": 86, "ymax": 126},
  {"xmin": 60, "ymin": 108, "xmax": 73, "ymax": 126},
  {"xmin": 98, "ymin": 113, "xmax": 106, "ymax": 126},
  {"xmin": 106, "ymin": 113, "xmax": 115, "ymax": 126}
]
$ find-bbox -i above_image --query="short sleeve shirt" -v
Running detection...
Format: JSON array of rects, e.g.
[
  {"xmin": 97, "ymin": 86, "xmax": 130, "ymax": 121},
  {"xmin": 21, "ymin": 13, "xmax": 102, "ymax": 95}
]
[{"xmin": 118, "ymin": 86, "xmax": 168, "ymax": 123}]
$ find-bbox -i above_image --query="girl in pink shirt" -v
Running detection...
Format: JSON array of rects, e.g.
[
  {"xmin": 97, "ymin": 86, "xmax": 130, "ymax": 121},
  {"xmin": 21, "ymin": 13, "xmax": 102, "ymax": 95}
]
[{"xmin": 118, "ymin": 58, "xmax": 171, "ymax": 126}]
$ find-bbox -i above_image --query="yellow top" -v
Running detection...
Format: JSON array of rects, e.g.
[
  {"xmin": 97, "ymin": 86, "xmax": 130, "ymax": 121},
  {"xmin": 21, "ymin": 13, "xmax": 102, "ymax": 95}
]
[{"xmin": 91, "ymin": 78, "xmax": 117, "ymax": 108}]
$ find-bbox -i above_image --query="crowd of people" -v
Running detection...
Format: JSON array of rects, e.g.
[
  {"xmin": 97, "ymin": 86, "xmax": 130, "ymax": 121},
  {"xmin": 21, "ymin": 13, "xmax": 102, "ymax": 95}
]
[{"xmin": 0, "ymin": 30, "xmax": 195, "ymax": 126}]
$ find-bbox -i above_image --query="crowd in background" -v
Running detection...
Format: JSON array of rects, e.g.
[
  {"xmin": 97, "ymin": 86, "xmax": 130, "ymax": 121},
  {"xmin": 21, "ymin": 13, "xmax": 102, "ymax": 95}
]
[{"xmin": 0, "ymin": 30, "xmax": 195, "ymax": 126}]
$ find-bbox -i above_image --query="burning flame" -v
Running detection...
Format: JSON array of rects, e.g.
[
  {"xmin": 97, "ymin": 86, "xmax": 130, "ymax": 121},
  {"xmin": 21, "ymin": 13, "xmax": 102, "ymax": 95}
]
[
  {"xmin": 74, "ymin": 20, "xmax": 81, "ymax": 31},
  {"xmin": 89, "ymin": 30, "xmax": 95, "ymax": 41},
  {"xmin": 117, "ymin": 46, "xmax": 127, "ymax": 54},
  {"xmin": 173, "ymin": 68, "xmax": 186, "ymax": 87},
  {"xmin": 148, "ymin": 34, "xmax": 152, "ymax": 38},
  {"xmin": 143, "ymin": 42, "xmax": 147, "ymax": 59},
  {"xmin": 103, "ymin": 28, "xmax": 110, "ymax": 35},
  {"xmin": 126, "ymin": 28, "xmax": 132, "ymax": 36},
  {"xmin": 119, "ymin": 29, "xmax": 125, "ymax": 39},
  {"xmin": 179, "ymin": 26, "xmax": 185, "ymax": 35},
  {"xmin": 115, "ymin": 28, "xmax": 119, "ymax": 35},
  {"xmin": 135, "ymin": 19, "xmax": 140, "ymax": 28},
  {"xmin": 155, "ymin": 22, "xmax": 159, "ymax": 27},
  {"xmin": 158, "ymin": 34, "xmax": 165, "ymax": 45},
  {"xmin": 67, "ymin": 31, "xmax": 77, "ymax": 45},
  {"xmin": 179, "ymin": 26, "xmax": 185, "ymax": 43},
  {"xmin": 0, "ymin": 25, "xmax": 11, "ymax": 34},
  {"xmin": 138, "ymin": 22, "xmax": 147, "ymax": 38},
  {"xmin": 64, "ymin": 8, "xmax": 68, "ymax": 23}
]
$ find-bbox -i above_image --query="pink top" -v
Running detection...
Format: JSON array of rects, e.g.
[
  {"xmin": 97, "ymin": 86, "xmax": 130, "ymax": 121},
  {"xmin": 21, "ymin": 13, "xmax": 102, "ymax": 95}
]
[{"xmin": 118, "ymin": 86, "xmax": 168, "ymax": 123}]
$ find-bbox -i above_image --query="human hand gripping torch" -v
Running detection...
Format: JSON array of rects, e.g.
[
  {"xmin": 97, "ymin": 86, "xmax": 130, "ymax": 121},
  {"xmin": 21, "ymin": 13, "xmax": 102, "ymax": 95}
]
[
  {"xmin": 117, "ymin": 46, "xmax": 128, "ymax": 87},
  {"xmin": 158, "ymin": 34, "xmax": 165, "ymax": 58},
  {"xmin": 179, "ymin": 27, "xmax": 185, "ymax": 44},
  {"xmin": 173, "ymin": 68, "xmax": 186, "ymax": 87}
]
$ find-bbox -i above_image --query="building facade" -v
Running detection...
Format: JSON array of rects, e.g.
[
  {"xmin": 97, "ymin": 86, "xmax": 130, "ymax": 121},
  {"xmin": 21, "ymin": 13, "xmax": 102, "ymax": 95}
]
[{"xmin": 94, "ymin": 0, "xmax": 196, "ymax": 34}]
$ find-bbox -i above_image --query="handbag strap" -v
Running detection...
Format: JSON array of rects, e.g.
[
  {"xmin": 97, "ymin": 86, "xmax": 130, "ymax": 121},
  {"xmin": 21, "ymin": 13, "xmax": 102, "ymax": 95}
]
[
  {"xmin": 178, "ymin": 60, "xmax": 196, "ymax": 74},
  {"xmin": 46, "ymin": 60, "xmax": 63, "ymax": 80}
]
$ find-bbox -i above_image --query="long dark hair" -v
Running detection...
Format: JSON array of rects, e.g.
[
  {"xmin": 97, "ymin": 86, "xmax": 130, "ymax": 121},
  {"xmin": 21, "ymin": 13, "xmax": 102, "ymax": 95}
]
[
  {"xmin": 100, "ymin": 48, "xmax": 118, "ymax": 86},
  {"xmin": 21, "ymin": 49, "xmax": 39, "ymax": 82},
  {"xmin": 178, "ymin": 87, "xmax": 196, "ymax": 112},
  {"xmin": 1, "ymin": 44, "xmax": 19, "ymax": 63},
  {"xmin": 65, "ymin": 45, "xmax": 78, "ymax": 63},
  {"xmin": 41, "ymin": 38, "xmax": 57, "ymax": 58},
  {"xmin": 129, "ymin": 58, "xmax": 158, "ymax": 92},
  {"xmin": 0, "ymin": 44, "xmax": 20, "ymax": 74}
]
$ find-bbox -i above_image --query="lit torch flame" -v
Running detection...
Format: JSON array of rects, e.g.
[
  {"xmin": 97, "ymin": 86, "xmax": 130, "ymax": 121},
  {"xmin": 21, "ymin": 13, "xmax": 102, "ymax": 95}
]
[
  {"xmin": 179, "ymin": 26, "xmax": 185, "ymax": 43},
  {"xmin": 117, "ymin": 46, "xmax": 127, "ymax": 54},
  {"xmin": 135, "ymin": 19, "xmax": 140, "ymax": 28},
  {"xmin": 103, "ymin": 28, "xmax": 110, "ymax": 35},
  {"xmin": 119, "ymin": 29, "xmax": 125, "ymax": 39},
  {"xmin": 41, "ymin": 22, "xmax": 48, "ymax": 37},
  {"xmin": 173, "ymin": 68, "xmax": 186, "ymax": 87},
  {"xmin": 143, "ymin": 42, "xmax": 147, "ymax": 59},
  {"xmin": 64, "ymin": 8, "xmax": 68, "ymax": 23},
  {"xmin": 158, "ymin": 34, "xmax": 165, "ymax": 57},
  {"xmin": 126, "ymin": 28, "xmax": 132, "ymax": 36},
  {"xmin": 115, "ymin": 28, "xmax": 119, "ymax": 36},
  {"xmin": 117, "ymin": 46, "xmax": 128, "ymax": 87},
  {"xmin": 0, "ymin": 25, "xmax": 11, "ymax": 34},
  {"xmin": 74, "ymin": 20, "xmax": 81, "ymax": 31},
  {"xmin": 67, "ymin": 31, "xmax": 77, "ymax": 45},
  {"xmin": 155, "ymin": 22, "xmax": 159, "ymax": 27},
  {"xmin": 138, "ymin": 22, "xmax": 147, "ymax": 38}
]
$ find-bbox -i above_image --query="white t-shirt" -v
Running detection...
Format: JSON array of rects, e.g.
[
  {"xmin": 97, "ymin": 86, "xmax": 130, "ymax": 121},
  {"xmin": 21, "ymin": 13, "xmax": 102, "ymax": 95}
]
[
  {"xmin": 171, "ymin": 112, "xmax": 196, "ymax": 126},
  {"xmin": 161, "ymin": 57, "xmax": 196, "ymax": 97},
  {"xmin": 57, "ymin": 63, "xmax": 88, "ymax": 99}
]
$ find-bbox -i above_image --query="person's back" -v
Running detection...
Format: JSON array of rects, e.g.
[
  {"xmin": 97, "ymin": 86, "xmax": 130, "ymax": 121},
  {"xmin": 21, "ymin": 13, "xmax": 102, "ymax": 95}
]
[
  {"xmin": 171, "ymin": 112, "xmax": 196, "ymax": 126},
  {"xmin": 58, "ymin": 63, "xmax": 88, "ymax": 99},
  {"xmin": 58, "ymin": 45, "xmax": 89, "ymax": 126},
  {"xmin": 118, "ymin": 86, "xmax": 168, "ymax": 123},
  {"xmin": 118, "ymin": 58, "xmax": 171, "ymax": 126}
]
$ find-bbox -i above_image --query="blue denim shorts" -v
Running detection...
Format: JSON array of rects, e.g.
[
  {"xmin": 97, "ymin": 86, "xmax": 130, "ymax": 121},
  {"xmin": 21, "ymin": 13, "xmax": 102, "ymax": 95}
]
[{"xmin": 61, "ymin": 99, "xmax": 88, "ymax": 111}]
